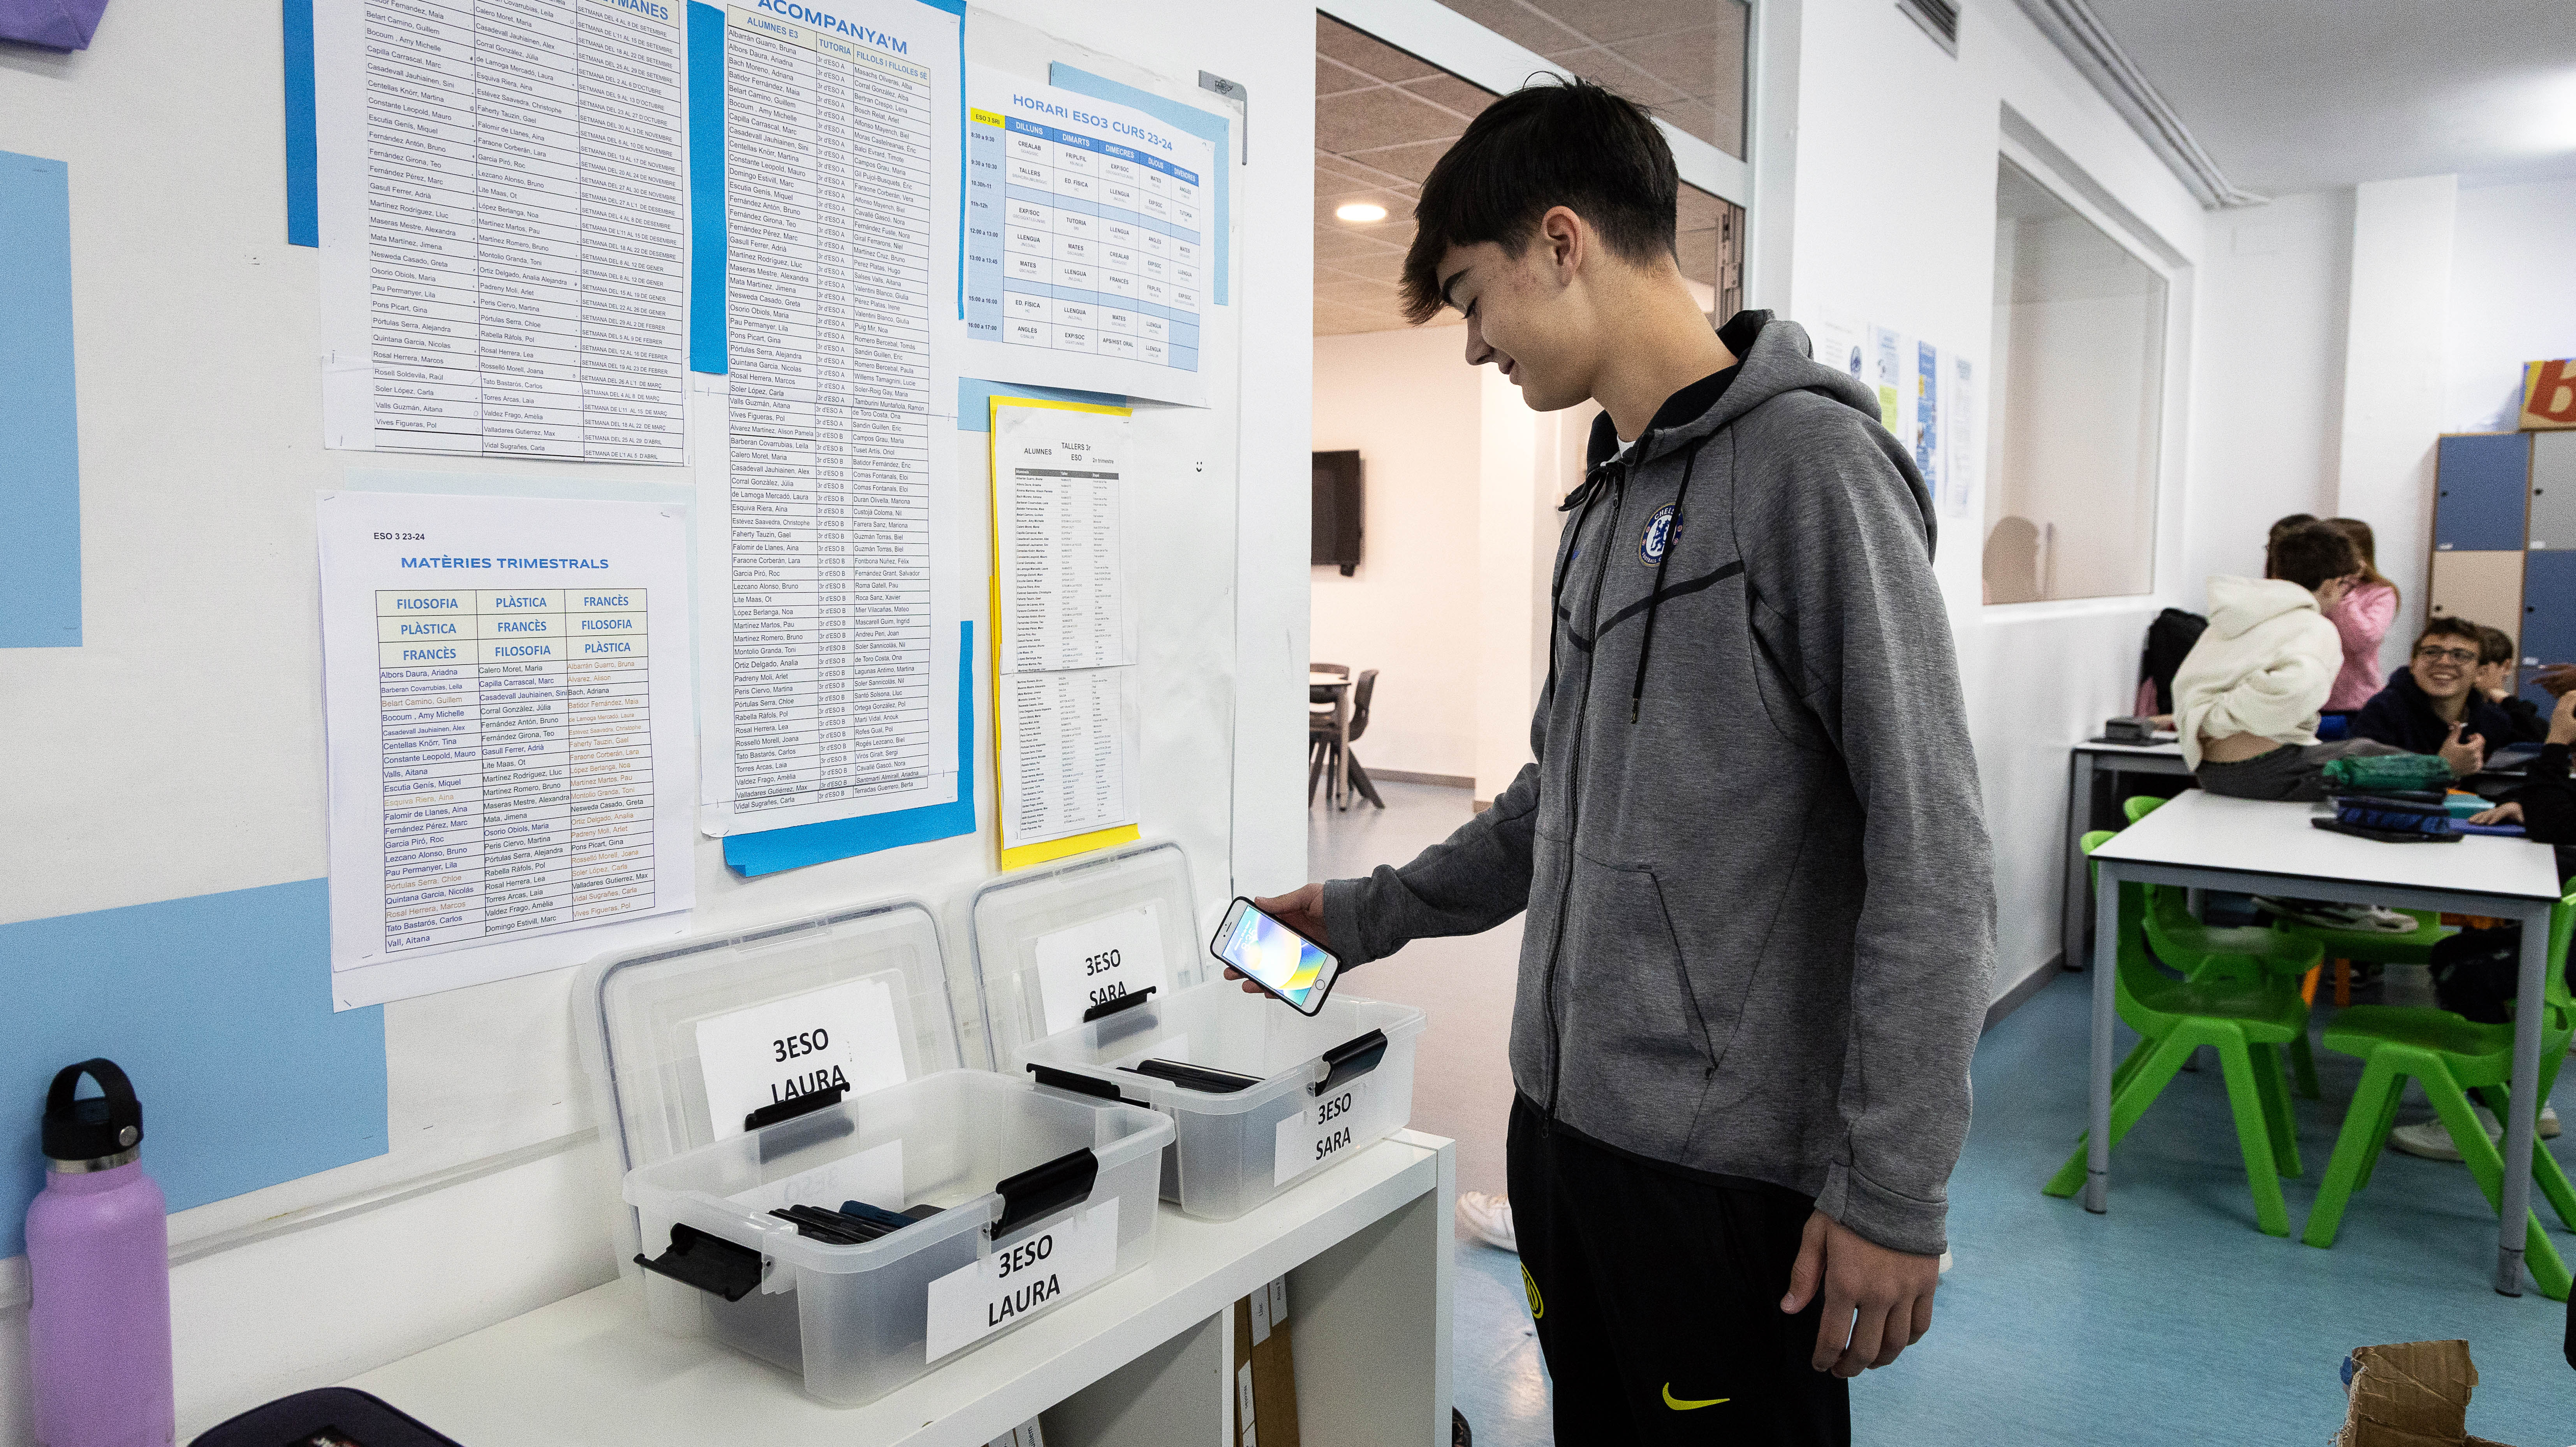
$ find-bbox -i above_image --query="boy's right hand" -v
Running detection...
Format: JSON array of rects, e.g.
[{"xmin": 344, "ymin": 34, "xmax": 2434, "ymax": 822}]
[
  {"xmin": 2439, "ymin": 721, "xmax": 2486, "ymax": 777},
  {"xmin": 1225, "ymin": 884, "xmax": 1331, "ymax": 994},
  {"xmin": 2534, "ymin": 663, "xmax": 2576, "ymax": 698}
]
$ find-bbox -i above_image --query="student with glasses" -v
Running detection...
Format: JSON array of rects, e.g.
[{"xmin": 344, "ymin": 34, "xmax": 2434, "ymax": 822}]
[{"xmin": 2349, "ymin": 617, "xmax": 2521, "ymax": 772}]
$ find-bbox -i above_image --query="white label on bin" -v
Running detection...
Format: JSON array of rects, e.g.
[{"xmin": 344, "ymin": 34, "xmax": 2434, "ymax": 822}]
[
  {"xmin": 1236, "ymin": 1360, "xmax": 1255, "ymax": 1423},
  {"xmin": 1034, "ymin": 905, "xmax": 1168, "ymax": 1035},
  {"xmin": 726, "ymin": 1138, "xmax": 905, "ymax": 1215},
  {"xmin": 694, "ymin": 977, "xmax": 909, "ymax": 1141},
  {"xmin": 1250, "ymin": 1283, "xmax": 1272, "ymax": 1344},
  {"xmin": 1268, "ymin": 1275, "xmax": 1288, "ymax": 1324},
  {"xmin": 924, "ymin": 1199, "xmax": 1121, "ymax": 1361},
  {"xmin": 1274, "ymin": 1076, "xmax": 1371, "ymax": 1185}
]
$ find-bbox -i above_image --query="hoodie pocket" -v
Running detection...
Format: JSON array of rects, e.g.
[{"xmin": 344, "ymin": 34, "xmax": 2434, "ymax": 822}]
[{"xmin": 1552, "ymin": 854, "xmax": 1720, "ymax": 1157}]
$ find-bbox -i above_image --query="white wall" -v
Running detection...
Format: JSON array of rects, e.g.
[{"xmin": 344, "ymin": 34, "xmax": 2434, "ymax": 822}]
[
  {"xmin": 2181, "ymin": 191, "xmax": 2353, "ymax": 601},
  {"xmin": 1782, "ymin": 0, "xmax": 2206, "ymax": 1000},
  {"xmin": 1310, "ymin": 325, "xmax": 1483, "ymax": 781},
  {"xmin": 2446, "ymin": 175, "xmax": 2576, "ymax": 434},
  {"xmin": 0, "ymin": 0, "xmax": 1318, "ymax": 1438},
  {"xmin": 2335, "ymin": 174, "xmax": 2457, "ymax": 681}
]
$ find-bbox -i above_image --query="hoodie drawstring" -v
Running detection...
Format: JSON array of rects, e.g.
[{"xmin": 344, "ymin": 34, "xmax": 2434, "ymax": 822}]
[{"xmin": 1629, "ymin": 438, "xmax": 1711, "ymax": 723}]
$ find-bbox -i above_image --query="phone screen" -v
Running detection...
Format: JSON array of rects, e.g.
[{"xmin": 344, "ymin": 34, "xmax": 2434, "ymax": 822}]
[{"xmin": 1213, "ymin": 902, "xmax": 1336, "ymax": 1011}]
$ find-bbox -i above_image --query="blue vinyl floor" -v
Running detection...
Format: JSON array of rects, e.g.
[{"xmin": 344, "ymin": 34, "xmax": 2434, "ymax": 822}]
[{"xmin": 1312, "ymin": 782, "xmax": 2576, "ymax": 1446}]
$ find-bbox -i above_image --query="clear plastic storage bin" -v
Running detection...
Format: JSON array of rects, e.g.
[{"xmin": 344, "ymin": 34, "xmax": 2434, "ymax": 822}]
[
  {"xmin": 970, "ymin": 845, "xmax": 1424, "ymax": 1222},
  {"xmin": 573, "ymin": 899, "xmax": 1171, "ymax": 1405},
  {"xmin": 623, "ymin": 1069, "xmax": 1169, "ymax": 1406}
]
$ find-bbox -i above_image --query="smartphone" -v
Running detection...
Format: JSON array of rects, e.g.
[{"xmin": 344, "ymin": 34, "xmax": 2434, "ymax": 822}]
[{"xmin": 1209, "ymin": 897, "xmax": 1343, "ymax": 1015}]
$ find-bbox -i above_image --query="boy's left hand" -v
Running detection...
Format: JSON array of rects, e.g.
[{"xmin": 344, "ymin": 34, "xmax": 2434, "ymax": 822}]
[
  {"xmin": 2471, "ymin": 802, "xmax": 2524, "ymax": 826},
  {"xmin": 1780, "ymin": 1210, "xmax": 1939, "ymax": 1377}
]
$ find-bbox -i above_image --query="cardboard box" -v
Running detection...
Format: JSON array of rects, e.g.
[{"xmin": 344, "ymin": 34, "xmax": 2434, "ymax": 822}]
[
  {"xmin": 2334, "ymin": 1340, "xmax": 2519, "ymax": 1447},
  {"xmin": 1230, "ymin": 1276, "xmax": 1299, "ymax": 1447},
  {"xmin": 2519, "ymin": 359, "xmax": 2576, "ymax": 431}
]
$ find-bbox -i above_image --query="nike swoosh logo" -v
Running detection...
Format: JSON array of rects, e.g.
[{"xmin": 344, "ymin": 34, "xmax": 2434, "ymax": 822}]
[{"xmin": 1662, "ymin": 1384, "xmax": 1730, "ymax": 1411}]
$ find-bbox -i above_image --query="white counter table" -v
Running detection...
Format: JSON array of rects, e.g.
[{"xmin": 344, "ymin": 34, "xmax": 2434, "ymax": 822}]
[{"xmin": 347, "ymin": 1132, "xmax": 1457, "ymax": 1447}]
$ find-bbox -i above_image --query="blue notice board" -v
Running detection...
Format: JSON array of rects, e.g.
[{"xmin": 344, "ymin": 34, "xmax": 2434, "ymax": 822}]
[{"xmin": 1, "ymin": 151, "xmax": 82, "ymax": 648}]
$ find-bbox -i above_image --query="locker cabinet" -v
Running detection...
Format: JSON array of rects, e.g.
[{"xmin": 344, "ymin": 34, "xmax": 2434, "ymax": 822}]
[
  {"xmin": 2429, "ymin": 550, "xmax": 2524, "ymax": 649},
  {"xmin": 2435, "ymin": 433, "xmax": 2531, "ymax": 552},
  {"xmin": 2520, "ymin": 549, "xmax": 2576, "ymax": 668},
  {"xmin": 2529, "ymin": 430, "xmax": 2576, "ymax": 551}
]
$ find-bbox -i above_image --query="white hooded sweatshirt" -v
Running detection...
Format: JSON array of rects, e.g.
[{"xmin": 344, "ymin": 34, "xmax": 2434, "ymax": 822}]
[{"xmin": 2169, "ymin": 576, "xmax": 2343, "ymax": 770}]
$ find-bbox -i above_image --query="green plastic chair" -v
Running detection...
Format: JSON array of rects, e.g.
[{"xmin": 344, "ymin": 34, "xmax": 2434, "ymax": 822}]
[
  {"xmin": 2046, "ymin": 831, "xmax": 2313, "ymax": 1237},
  {"xmin": 2299, "ymin": 889, "xmax": 2576, "ymax": 1301},
  {"xmin": 2120, "ymin": 795, "xmax": 2325, "ymax": 1097}
]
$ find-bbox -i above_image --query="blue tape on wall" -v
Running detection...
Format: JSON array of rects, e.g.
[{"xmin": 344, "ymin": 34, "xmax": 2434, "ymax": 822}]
[
  {"xmin": 283, "ymin": 0, "xmax": 318, "ymax": 247},
  {"xmin": 2, "ymin": 880, "xmax": 389, "ymax": 1259},
  {"xmin": 1, "ymin": 151, "xmax": 82, "ymax": 649},
  {"xmin": 956, "ymin": 376, "xmax": 1127, "ymax": 431},
  {"xmin": 723, "ymin": 622, "xmax": 979, "ymax": 876},
  {"xmin": 686, "ymin": 0, "xmax": 727, "ymax": 373},
  {"xmin": 1046, "ymin": 64, "xmax": 1231, "ymax": 307}
]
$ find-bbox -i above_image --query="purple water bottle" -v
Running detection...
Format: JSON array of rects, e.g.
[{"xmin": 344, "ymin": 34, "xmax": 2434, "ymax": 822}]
[{"xmin": 27, "ymin": 1059, "xmax": 174, "ymax": 1447}]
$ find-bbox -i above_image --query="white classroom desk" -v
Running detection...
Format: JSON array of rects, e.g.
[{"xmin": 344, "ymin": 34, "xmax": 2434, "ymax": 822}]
[
  {"xmin": 346, "ymin": 1132, "xmax": 1457, "ymax": 1447},
  {"xmin": 2062, "ymin": 738, "xmax": 2191, "ymax": 960},
  {"xmin": 2085, "ymin": 793, "xmax": 2563, "ymax": 1295}
]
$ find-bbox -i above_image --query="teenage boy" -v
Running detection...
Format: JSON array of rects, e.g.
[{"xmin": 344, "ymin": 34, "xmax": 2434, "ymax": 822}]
[
  {"xmin": 2474, "ymin": 624, "xmax": 2549, "ymax": 744},
  {"xmin": 2171, "ymin": 522, "xmax": 2402, "ymax": 802},
  {"xmin": 2351, "ymin": 617, "xmax": 2521, "ymax": 774},
  {"xmin": 1243, "ymin": 81, "xmax": 1994, "ymax": 1445}
]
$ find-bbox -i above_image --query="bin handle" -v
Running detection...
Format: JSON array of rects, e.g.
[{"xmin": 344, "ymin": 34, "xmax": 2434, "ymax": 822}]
[
  {"xmin": 1083, "ymin": 985, "xmax": 1156, "ymax": 1022},
  {"xmin": 743, "ymin": 1084, "xmax": 845, "ymax": 1133},
  {"xmin": 1025, "ymin": 1062, "xmax": 1125, "ymax": 1103},
  {"xmin": 634, "ymin": 1223, "xmax": 762, "ymax": 1302},
  {"xmin": 992, "ymin": 1146, "xmax": 1099, "ymax": 1237},
  {"xmin": 1314, "ymin": 1029, "xmax": 1389, "ymax": 1096}
]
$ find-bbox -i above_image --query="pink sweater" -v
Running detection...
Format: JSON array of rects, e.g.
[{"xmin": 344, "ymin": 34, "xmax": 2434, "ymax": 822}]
[{"xmin": 2323, "ymin": 582, "xmax": 2397, "ymax": 710}]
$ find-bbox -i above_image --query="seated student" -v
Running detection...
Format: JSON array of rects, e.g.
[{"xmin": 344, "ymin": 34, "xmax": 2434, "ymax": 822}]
[
  {"xmin": 2387, "ymin": 689, "xmax": 2576, "ymax": 1157},
  {"xmin": 2172, "ymin": 522, "xmax": 2403, "ymax": 802},
  {"xmin": 2349, "ymin": 617, "xmax": 2520, "ymax": 774},
  {"xmin": 2475, "ymin": 624, "xmax": 2549, "ymax": 744}
]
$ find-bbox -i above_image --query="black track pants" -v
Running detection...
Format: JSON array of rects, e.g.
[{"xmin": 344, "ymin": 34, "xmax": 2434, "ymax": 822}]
[{"xmin": 1507, "ymin": 1096, "xmax": 1851, "ymax": 1445}]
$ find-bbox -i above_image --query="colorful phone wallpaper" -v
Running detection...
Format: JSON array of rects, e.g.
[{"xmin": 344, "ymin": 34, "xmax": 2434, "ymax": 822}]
[{"xmin": 1222, "ymin": 908, "xmax": 1330, "ymax": 1007}]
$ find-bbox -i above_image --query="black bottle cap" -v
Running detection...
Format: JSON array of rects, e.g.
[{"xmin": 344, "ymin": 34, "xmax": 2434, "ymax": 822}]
[{"xmin": 42, "ymin": 1059, "xmax": 143, "ymax": 1163}]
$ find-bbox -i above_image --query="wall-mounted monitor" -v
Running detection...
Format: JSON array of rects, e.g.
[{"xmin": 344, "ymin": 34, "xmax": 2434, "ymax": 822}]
[{"xmin": 1313, "ymin": 450, "xmax": 1362, "ymax": 577}]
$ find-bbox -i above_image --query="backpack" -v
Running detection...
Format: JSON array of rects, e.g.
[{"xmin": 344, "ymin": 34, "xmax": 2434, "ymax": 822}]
[{"xmin": 2139, "ymin": 608, "xmax": 2208, "ymax": 715}]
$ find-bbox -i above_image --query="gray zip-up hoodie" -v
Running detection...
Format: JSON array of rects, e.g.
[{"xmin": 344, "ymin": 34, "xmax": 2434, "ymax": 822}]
[{"xmin": 1321, "ymin": 314, "xmax": 1995, "ymax": 1256}]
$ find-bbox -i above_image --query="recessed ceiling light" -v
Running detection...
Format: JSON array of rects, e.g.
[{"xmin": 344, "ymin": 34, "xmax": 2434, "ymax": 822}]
[{"xmin": 1335, "ymin": 202, "xmax": 1388, "ymax": 224}]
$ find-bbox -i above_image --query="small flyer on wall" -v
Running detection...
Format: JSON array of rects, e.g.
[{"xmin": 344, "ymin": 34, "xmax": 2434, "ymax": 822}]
[{"xmin": 316, "ymin": 491, "xmax": 696, "ymax": 1008}]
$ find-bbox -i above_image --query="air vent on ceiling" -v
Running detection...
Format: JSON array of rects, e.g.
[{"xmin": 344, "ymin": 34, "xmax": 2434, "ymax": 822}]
[{"xmin": 1898, "ymin": 0, "xmax": 1959, "ymax": 54}]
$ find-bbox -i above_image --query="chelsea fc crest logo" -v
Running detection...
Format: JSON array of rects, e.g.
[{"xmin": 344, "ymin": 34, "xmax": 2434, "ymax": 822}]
[{"xmin": 1639, "ymin": 505, "xmax": 1677, "ymax": 567}]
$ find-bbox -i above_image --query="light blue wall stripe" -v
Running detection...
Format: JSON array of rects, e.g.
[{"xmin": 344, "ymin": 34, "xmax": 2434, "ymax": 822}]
[
  {"xmin": 2, "ymin": 880, "xmax": 389, "ymax": 1259},
  {"xmin": 686, "ymin": 0, "xmax": 728, "ymax": 373},
  {"xmin": 0, "ymin": 151, "xmax": 82, "ymax": 649},
  {"xmin": 282, "ymin": 0, "xmax": 319, "ymax": 247}
]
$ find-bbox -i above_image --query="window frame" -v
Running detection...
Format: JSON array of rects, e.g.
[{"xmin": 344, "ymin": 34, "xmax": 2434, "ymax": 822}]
[{"xmin": 1983, "ymin": 131, "xmax": 2195, "ymax": 615}]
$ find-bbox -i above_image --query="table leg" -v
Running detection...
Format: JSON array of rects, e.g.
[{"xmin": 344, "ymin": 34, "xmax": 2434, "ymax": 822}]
[
  {"xmin": 2063, "ymin": 752, "xmax": 2095, "ymax": 968},
  {"xmin": 2494, "ymin": 901, "xmax": 2551, "ymax": 1296},
  {"xmin": 1333, "ymin": 689, "xmax": 1351, "ymax": 811},
  {"xmin": 2086, "ymin": 860, "xmax": 2120, "ymax": 1213}
]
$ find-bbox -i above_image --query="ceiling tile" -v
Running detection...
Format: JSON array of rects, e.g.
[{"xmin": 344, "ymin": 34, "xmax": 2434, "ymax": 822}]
[
  {"xmin": 1314, "ymin": 225, "xmax": 1404, "ymax": 262},
  {"xmin": 1317, "ymin": 15, "xmax": 1442, "ymax": 84},
  {"xmin": 1528, "ymin": 0, "xmax": 1714, "ymax": 46},
  {"xmin": 1608, "ymin": 27, "xmax": 1715, "ymax": 96},
  {"xmin": 1317, "ymin": 54, "xmax": 1377, "ymax": 98},
  {"xmin": 1400, "ymin": 75, "xmax": 1499, "ymax": 121},
  {"xmin": 1324, "ymin": 247, "xmax": 1412, "ymax": 285},
  {"xmin": 1430, "ymin": 0, "xmax": 1585, "ymax": 55},
  {"xmin": 1343, "ymin": 139, "xmax": 1456, "ymax": 185},
  {"xmin": 1675, "ymin": 227, "xmax": 1719, "ymax": 286},
  {"xmin": 1656, "ymin": 97, "xmax": 1722, "ymax": 148},
  {"xmin": 1318, "ymin": 86, "xmax": 1469, "ymax": 154},
  {"xmin": 1543, "ymin": 46, "xmax": 1689, "ymax": 105}
]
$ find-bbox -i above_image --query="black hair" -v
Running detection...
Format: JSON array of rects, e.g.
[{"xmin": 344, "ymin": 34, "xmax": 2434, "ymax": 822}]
[
  {"xmin": 1399, "ymin": 77, "xmax": 1678, "ymax": 324},
  {"xmin": 2474, "ymin": 624, "xmax": 2515, "ymax": 666},
  {"xmin": 2261, "ymin": 513, "xmax": 2317, "ymax": 578},
  {"xmin": 2416, "ymin": 615, "xmax": 2485, "ymax": 651},
  {"xmin": 2268, "ymin": 521, "xmax": 2359, "ymax": 592}
]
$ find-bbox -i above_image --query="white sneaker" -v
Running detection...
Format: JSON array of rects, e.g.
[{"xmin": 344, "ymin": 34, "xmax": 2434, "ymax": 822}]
[
  {"xmin": 2387, "ymin": 1103, "xmax": 2562, "ymax": 1161},
  {"xmin": 1456, "ymin": 1191, "xmax": 1517, "ymax": 1252}
]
